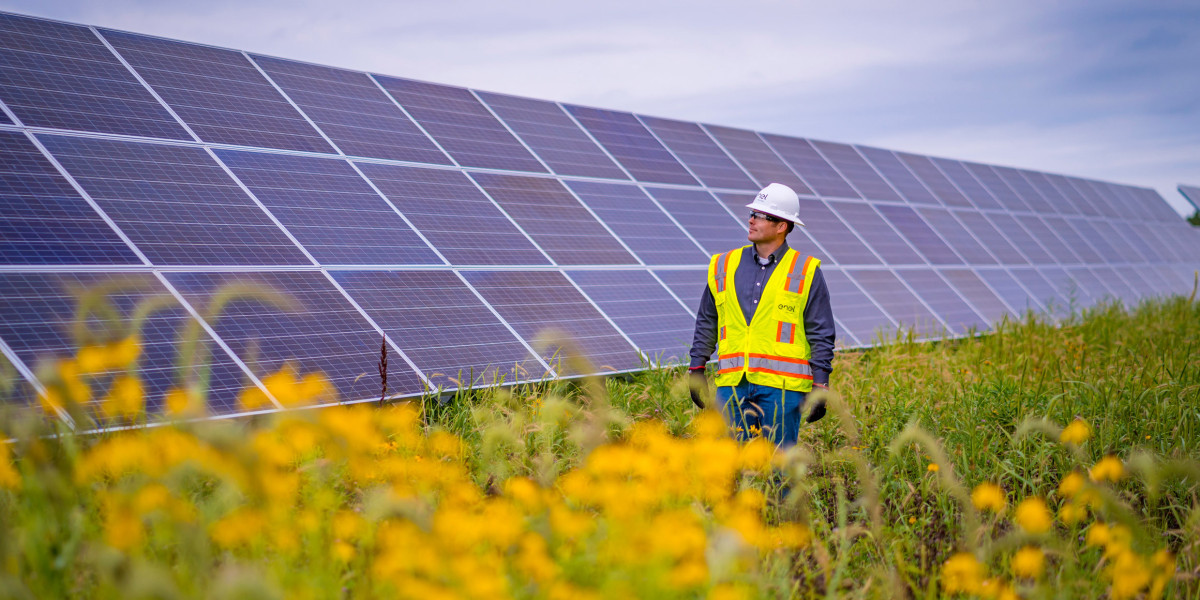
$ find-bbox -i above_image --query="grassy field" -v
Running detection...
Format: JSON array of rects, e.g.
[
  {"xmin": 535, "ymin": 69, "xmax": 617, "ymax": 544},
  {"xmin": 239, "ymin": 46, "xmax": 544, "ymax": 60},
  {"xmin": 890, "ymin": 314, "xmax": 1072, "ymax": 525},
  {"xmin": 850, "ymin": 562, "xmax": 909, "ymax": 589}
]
[{"xmin": 2, "ymin": 287, "xmax": 1199, "ymax": 599}]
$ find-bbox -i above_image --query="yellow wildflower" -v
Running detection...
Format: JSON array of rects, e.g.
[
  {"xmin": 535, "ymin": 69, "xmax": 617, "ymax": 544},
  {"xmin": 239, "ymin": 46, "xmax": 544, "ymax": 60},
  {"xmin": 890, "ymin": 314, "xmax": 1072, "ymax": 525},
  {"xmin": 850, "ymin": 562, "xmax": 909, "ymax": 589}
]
[
  {"xmin": 210, "ymin": 508, "xmax": 266, "ymax": 549},
  {"xmin": 76, "ymin": 344, "xmax": 108, "ymax": 373},
  {"xmin": 971, "ymin": 482, "xmax": 1006, "ymax": 513},
  {"xmin": 708, "ymin": 583, "xmax": 754, "ymax": 600},
  {"xmin": 1150, "ymin": 550, "xmax": 1174, "ymax": 600},
  {"xmin": 0, "ymin": 443, "xmax": 18, "ymax": 490},
  {"xmin": 1109, "ymin": 548, "xmax": 1151, "ymax": 599},
  {"xmin": 1058, "ymin": 471, "xmax": 1086, "ymax": 498},
  {"xmin": 333, "ymin": 510, "xmax": 364, "ymax": 541},
  {"xmin": 1090, "ymin": 455, "xmax": 1124, "ymax": 483},
  {"xmin": 239, "ymin": 386, "xmax": 273, "ymax": 411},
  {"xmin": 1011, "ymin": 545, "xmax": 1045, "ymax": 579},
  {"xmin": 1060, "ymin": 419, "xmax": 1091, "ymax": 444},
  {"xmin": 927, "ymin": 463, "xmax": 939, "ymax": 473},
  {"xmin": 164, "ymin": 387, "xmax": 203, "ymax": 417},
  {"xmin": 332, "ymin": 541, "xmax": 356, "ymax": 563},
  {"xmin": 100, "ymin": 374, "xmax": 144, "ymax": 420},
  {"xmin": 941, "ymin": 552, "xmax": 985, "ymax": 595},
  {"xmin": 109, "ymin": 336, "xmax": 141, "ymax": 369},
  {"xmin": 1014, "ymin": 497, "xmax": 1052, "ymax": 534},
  {"xmin": 1059, "ymin": 502, "xmax": 1087, "ymax": 525}
]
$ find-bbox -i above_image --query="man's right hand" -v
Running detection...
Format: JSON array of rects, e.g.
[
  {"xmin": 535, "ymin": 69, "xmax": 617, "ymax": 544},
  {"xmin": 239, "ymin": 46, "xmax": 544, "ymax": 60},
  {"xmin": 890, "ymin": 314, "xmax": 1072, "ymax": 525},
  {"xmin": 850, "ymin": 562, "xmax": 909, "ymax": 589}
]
[{"xmin": 688, "ymin": 369, "xmax": 707, "ymax": 409}]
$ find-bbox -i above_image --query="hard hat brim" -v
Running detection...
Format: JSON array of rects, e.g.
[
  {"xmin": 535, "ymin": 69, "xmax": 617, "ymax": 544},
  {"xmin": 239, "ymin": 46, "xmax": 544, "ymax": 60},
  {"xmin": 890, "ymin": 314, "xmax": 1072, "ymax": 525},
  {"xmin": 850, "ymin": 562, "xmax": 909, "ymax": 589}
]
[{"xmin": 745, "ymin": 200, "xmax": 805, "ymax": 227}]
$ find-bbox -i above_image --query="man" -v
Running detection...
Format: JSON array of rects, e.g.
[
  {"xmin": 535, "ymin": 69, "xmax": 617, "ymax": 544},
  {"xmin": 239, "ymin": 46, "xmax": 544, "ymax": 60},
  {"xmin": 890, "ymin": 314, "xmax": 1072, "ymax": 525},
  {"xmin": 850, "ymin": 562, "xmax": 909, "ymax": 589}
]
[{"xmin": 688, "ymin": 183, "xmax": 836, "ymax": 446}]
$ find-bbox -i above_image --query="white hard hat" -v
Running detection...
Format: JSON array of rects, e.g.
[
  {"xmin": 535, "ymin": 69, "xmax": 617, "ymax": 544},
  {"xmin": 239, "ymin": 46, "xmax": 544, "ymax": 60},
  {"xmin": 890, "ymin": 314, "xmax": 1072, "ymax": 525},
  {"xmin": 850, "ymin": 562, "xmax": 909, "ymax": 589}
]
[{"xmin": 746, "ymin": 183, "xmax": 804, "ymax": 226}]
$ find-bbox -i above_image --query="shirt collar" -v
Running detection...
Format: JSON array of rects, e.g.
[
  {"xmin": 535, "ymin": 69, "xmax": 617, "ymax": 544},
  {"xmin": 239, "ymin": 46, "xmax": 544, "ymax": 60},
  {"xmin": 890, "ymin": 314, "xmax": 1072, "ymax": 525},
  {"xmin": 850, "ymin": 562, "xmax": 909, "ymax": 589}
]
[{"xmin": 752, "ymin": 241, "xmax": 790, "ymax": 266}]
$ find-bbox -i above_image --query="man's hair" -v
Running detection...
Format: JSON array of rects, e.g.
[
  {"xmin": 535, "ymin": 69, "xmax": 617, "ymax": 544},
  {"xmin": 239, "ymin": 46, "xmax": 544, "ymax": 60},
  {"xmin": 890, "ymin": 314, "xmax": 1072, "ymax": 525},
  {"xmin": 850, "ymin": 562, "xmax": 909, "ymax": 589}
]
[{"xmin": 785, "ymin": 221, "xmax": 795, "ymax": 235}]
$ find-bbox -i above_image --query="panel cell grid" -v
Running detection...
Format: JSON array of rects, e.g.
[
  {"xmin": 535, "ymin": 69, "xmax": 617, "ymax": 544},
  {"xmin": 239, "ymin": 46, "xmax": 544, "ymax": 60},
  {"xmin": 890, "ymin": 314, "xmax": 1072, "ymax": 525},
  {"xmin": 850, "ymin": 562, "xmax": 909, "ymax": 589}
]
[
  {"xmin": 984, "ymin": 213, "xmax": 1052, "ymax": 264},
  {"xmin": 251, "ymin": 56, "xmax": 450, "ymax": 165},
  {"xmin": 1089, "ymin": 266, "xmax": 1136, "ymax": 305},
  {"xmin": 374, "ymin": 76, "xmax": 546, "ymax": 173},
  {"xmin": 1087, "ymin": 220, "xmax": 1139, "ymax": 263},
  {"xmin": 470, "ymin": 173, "xmax": 636, "ymax": 265},
  {"xmin": 952, "ymin": 211, "xmax": 1026, "ymax": 265},
  {"xmin": 0, "ymin": 13, "xmax": 191, "ymax": 140},
  {"xmin": 1036, "ymin": 215, "xmax": 1092, "ymax": 263},
  {"xmin": 643, "ymin": 187, "xmax": 748, "ymax": 256},
  {"xmin": 977, "ymin": 268, "xmax": 1044, "ymax": 316},
  {"xmin": 1021, "ymin": 170, "xmax": 1073, "ymax": 214},
  {"xmin": 762, "ymin": 134, "xmax": 860, "ymax": 199},
  {"xmin": 855, "ymin": 145, "xmax": 939, "ymax": 205},
  {"xmin": 1062, "ymin": 218, "xmax": 1114, "ymax": 263},
  {"xmin": 917, "ymin": 208, "xmax": 996, "ymax": 264},
  {"xmin": 566, "ymin": 181, "xmax": 707, "ymax": 265},
  {"xmin": 331, "ymin": 271, "xmax": 546, "ymax": 389},
  {"xmin": 896, "ymin": 152, "xmax": 963, "ymax": 207},
  {"xmin": 166, "ymin": 271, "xmax": 425, "ymax": 401},
  {"xmin": 964, "ymin": 162, "xmax": 1028, "ymax": 212},
  {"xmin": 214, "ymin": 150, "xmax": 441, "ymax": 265},
  {"xmin": 1067, "ymin": 267, "xmax": 1115, "ymax": 306},
  {"xmin": 0, "ymin": 130, "xmax": 139, "ymax": 264},
  {"xmin": 875, "ymin": 205, "xmax": 962, "ymax": 265},
  {"xmin": 827, "ymin": 201, "xmax": 923, "ymax": 265},
  {"xmin": 930, "ymin": 158, "xmax": 1000, "ymax": 209},
  {"xmin": 821, "ymin": 269, "xmax": 893, "ymax": 346},
  {"xmin": 567, "ymin": 270, "xmax": 695, "ymax": 365},
  {"xmin": 994, "ymin": 166, "xmax": 1054, "ymax": 214},
  {"xmin": 1039, "ymin": 266, "xmax": 1094, "ymax": 310},
  {"xmin": 1068, "ymin": 178, "xmax": 1119, "ymax": 218},
  {"xmin": 810, "ymin": 140, "xmax": 901, "ymax": 202},
  {"xmin": 639, "ymin": 116, "xmax": 757, "ymax": 190},
  {"xmin": 461, "ymin": 270, "xmax": 641, "ymax": 373},
  {"xmin": 38, "ymin": 134, "xmax": 311, "ymax": 265},
  {"xmin": 796, "ymin": 199, "xmax": 881, "ymax": 266},
  {"xmin": 100, "ymin": 30, "xmax": 334, "ymax": 153},
  {"xmin": 356, "ymin": 162, "xmax": 548, "ymax": 266},
  {"xmin": 0, "ymin": 272, "xmax": 252, "ymax": 415},
  {"xmin": 846, "ymin": 269, "xmax": 945, "ymax": 339},
  {"xmin": 1014, "ymin": 215, "xmax": 1077, "ymax": 264},
  {"xmin": 896, "ymin": 269, "xmax": 987, "ymax": 335},
  {"xmin": 939, "ymin": 269, "xmax": 1014, "ymax": 324},
  {"xmin": 563, "ymin": 105, "xmax": 697, "ymax": 186},
  {"xmin": 702, "ymin": 124, "xmax": 813, "ymax": 194},
  {"xmin": 652, "ymin": 269, "xmax": 708, "ymax": 315},
  {"xmin": 1044, "ymin": 173, "xmax": 1093, "ymax": 215},
  {"xmin": 1008, "ymin": 267, "xmax": 1066, "ymax": 316},
  {"xmin": 476, "ymin": 91, "xmax": 626, "ymax": 179}
]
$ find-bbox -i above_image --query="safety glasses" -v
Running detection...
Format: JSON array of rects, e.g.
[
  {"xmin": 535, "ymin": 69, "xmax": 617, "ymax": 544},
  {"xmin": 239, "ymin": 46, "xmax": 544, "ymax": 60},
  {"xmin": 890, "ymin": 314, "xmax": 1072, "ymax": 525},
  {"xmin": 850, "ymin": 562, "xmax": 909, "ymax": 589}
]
[{"xmin": 749, "ymin": 210, "xmax": 781, "ymax": 223}]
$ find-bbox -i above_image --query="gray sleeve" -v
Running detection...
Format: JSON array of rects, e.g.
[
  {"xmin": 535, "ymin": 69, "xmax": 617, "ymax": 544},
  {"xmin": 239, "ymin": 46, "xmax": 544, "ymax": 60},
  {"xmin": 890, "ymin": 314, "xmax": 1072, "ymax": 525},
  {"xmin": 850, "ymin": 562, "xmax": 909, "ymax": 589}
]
[
  {"xmin": 688, "ymin": 284, "xmax": 718, "ymax": 370},
  {"xmin": 803, "ymin": 267, "xmax": 836, "ymax": 385}
]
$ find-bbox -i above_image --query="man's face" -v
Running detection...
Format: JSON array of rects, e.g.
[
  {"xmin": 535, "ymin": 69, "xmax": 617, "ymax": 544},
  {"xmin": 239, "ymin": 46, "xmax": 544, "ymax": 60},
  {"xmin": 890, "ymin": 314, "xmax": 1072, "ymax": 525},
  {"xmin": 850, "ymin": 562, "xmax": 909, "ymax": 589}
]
[{"xmin": 747, "ymin": 211, "xmax": 787, "ymax": 244}]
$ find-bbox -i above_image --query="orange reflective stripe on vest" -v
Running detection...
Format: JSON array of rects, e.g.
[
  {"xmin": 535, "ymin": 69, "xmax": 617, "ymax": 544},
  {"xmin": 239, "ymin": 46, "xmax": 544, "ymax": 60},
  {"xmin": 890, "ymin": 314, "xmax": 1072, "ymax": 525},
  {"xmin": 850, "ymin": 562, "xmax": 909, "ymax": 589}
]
[{"xmin": 745, "ymin": 353, "xmax": 812, "ymax": 380}]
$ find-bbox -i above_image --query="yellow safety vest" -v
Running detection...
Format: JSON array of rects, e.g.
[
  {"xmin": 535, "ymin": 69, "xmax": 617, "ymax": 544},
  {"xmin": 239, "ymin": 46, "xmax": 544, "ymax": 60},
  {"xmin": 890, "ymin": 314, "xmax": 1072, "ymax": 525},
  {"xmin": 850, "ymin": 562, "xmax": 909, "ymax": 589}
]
[{"xmin": 708, "ymin": 246, "xmax": 821, "ymax": 392}]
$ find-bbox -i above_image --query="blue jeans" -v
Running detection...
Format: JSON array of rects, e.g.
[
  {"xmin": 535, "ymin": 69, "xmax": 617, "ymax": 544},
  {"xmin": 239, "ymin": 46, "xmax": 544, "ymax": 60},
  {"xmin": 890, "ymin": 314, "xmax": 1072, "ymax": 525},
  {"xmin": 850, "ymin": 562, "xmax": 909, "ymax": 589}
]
[{"xmin": 718, "ymin": 378, "xmax": 806, "ymax": 447}]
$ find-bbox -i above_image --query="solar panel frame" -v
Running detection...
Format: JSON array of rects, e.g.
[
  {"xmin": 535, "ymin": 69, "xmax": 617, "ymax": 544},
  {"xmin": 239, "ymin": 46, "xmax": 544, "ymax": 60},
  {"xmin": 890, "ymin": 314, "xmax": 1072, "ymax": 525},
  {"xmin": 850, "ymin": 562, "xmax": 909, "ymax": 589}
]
[
  {"xmin": 874, "ymin": 204, "xmax": 963, "ymax": 265},
  {"xmin": 951, "ymin": 210, "xmax": 1027, "ymax": 265},
  {"xmin": 373, "ymin": 75, "xmax": 548, "ymax": 173},
  {"xmin": 896, "ymin": 152, "xmax": 963, "ymax": 207},
  {"xmin": 565, "ymin": 180, "xmax": 708, "ymax": 266},
  {"xmin": 1013, "ymin": 214, "xmax": 1076, "ymax": 264},
  {"xmin": 0, "ymin": 13, "xmax": 193, "ymax": 141},
  {"xmin": 249, "ymin": 55, "xmax": 452, "ymax": 165},
  {"xmin": 1064, "ymin": 218, "xmax": 1120, "ymax": 263},
  {"xmin": 1020, "ymin": 170, "xmax": 1074, "ymax": 215},
  {"xmin": 643, "ymin": 186, "xmax": 748, "ymax": 256},
  {"xmin": 1008, "ymin": 267, "xmax": 1067, "ymax": 317},
  {"xmin": 701, "ymin": 124, "xmax": 813, "ymax": 194},
  {"xmin": 820, "ymin": 268, "xmax": 894, "ymax": 346},
  {"xmin": 897, "ymin": 269, "xmax": 989, "ymax": 335},
  {"xmin": 993, "ymin": 166, "xmax": 1055, "ymax": 214},
  {"xmin": 762, "ymin": 134, "xmax": 860, "ymax": 199},
  {"xmin": 927, "ymin": 158, "xmax": 988, "ymax": 209},
  {"xmin": 963, "ymin": 162, "xmax": 1029, "ymax": 212},
  {"xmin": 1034, "ymin": 215, "xmax": 1091, "ymax": 264},
  {"xmin": 976, "ymin": 267, "xmax": 1046, "ymax": 316},
  {"xmin": 854, "ymin": 145, "xmax": 940, "ymax": 206},
  {"xmin": 917, "ymin": 207, "xmax": 997, "ymax": 265},
  {"xmin": 809, "ymin": 139, "xmax": 902, "ymax": 202},
  {"xmin": 475, "ymin": 91, "xmax": 627, "ymax": 180},
  {"xmin": 939, "ymin": 268, "xmax": 1015, "ymax": 324},
  {"xmin": 796, "ymin": 198, "xmax": 882, "ymax": 266},
  {"xmin": 846, "ymin": 268, "xmax": 948, "ymax": 339},
  {"xmin": 638, "ymin": 115, "xmax": 757, "ymax": 190},
  {"xmin": 826, "ymin": 201, "xmax": 923, "ymax": 265},
  {"xmin": 1042, "ymin": 173, "xmax": 1093, "ymax": 216},
  {"xmin": 563, "ymin": 104, "xmax": 697, "ymax": 186},
  {"xmin": 99, "ymin": 29, "xmax": 336, "ymax": 153},
  {"xmin": 565, "ymin": 270, "xmax": 696, "ymax": 366}
]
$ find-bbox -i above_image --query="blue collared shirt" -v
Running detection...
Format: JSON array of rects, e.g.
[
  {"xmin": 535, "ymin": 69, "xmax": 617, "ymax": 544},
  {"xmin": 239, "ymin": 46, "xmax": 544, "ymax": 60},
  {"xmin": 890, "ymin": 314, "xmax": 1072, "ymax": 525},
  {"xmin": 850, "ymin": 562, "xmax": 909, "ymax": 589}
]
[{"xmin": 688, "ymin": 240, "xmax": 836, "ymax": 385}]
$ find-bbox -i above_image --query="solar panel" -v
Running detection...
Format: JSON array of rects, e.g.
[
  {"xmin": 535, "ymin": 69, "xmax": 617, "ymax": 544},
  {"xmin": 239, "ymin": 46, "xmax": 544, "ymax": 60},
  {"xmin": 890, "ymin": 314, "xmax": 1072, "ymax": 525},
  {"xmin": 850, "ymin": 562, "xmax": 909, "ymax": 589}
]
[
  {"xmin": 374, "ymin": 76, "xmax": 547, "ymax": 173},
  {"xmin": 821, "ymin": 269, "xmax": 893, "ymax": 346},
  {"xmin": 929, "ymin": 158, "xmax": 1000, "ymax": 210},
  {"xmin": 215, "ymin": 150, "xmax": 442, "ymax": 265},
  {"xmin": 460, "ymin": 270, "xmax": 641, "ymax": 373},
  {"xmin": 0, "ymin": 13, "xmax": 191, "ymax": 140},
  {"xmin": 38, "ymin": 134, "xmax": 312, "ymax": 265},
  {"xmin": 563, "ymin": 105, "xmax": 697, "ymax": 186},
  {"xmin": 855, "ymin": 145, "xmax": 940, "ymax": 206},
  {"xmin": 701, "ymin": 124, "xmax": 813, "ymax": 194},
  {"xmin": 826, "ymin": 201, "xmax": 923, "ymax": 265},
  {"xmin": 763, "ymin": 134, "xmax": 860, "ymax": 199},
  {"xmin": 939, "ymin": 268, "xmax": 1014, "ymax": 324},
  {"xmin": 0, "ymin": 271, "xmax": 251, "ymax": 415},
  {"xmin": 475, "ymin": 91, "xmax": 627, "ymax": 180},
  {"xmin": 2, "ymin": 10, "xmax": 1195, "ymax": 423},
  {"xmin": 1177, "ymin": 185, "xmax": 1200, "ymax": 211},
  {"xmin": 896, "ymin": 269, "xmax": 987, "ymax": 334},
  {"xmin": 470, "ymin": 173, "xmax": 637, "ymax": 265},
  {"xmin": 250, "ymin": 56, "xmax": 451, "ymax": 165},
  {"xmin": 330, "ymin": 270, "xmax": 547, "ymax": 389},
  {"xmin": 354, "ymin": 162, "xmax": 548, "ymax": 266},
  {"xmin": 565, "ymin": 180, "xmax": 708, "ymax": 265},
  {"xmin": 166, "ymin": 270, "xmax": 425, "ymax": 401},
  {"xmin": 796, "ymin": 199, "xmax": 881, "ymax": 265},
  {"xmin": 0, "ymin": 131, "xmax": 140, "ymax": 264},
  {"xmin": 810, "ymin": 140, "xmax": 901, "ymax": 202},
  {"xmin": 846, "ymin": 269, "xmax": 946, "ymax": 339},
  {"xmin": 875, "ymin": 205, "xmax": 963, "ymax": 265},
  {"xmin": 99, "ymin": 29, "xmax": 335, "ymax": 153},
  {"xmin": 566, "ymin": 270, "xmax": 695, "ymax": 365},
  {"xmin": 638, "ymin": 116, "xmax": 757, "ymax": 190}
]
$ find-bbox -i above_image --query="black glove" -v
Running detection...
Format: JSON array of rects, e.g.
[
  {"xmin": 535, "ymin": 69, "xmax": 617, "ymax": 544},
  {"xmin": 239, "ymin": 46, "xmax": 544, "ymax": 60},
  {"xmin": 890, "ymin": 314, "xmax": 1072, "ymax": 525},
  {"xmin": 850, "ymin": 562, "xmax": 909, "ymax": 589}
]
[
  {"xmin": 805, "ymin": 386, "xmax": 827, "ymax": 423},
  {"xmin": 688, "ymin": 369, "xmax": 707, "ymax": 409}
]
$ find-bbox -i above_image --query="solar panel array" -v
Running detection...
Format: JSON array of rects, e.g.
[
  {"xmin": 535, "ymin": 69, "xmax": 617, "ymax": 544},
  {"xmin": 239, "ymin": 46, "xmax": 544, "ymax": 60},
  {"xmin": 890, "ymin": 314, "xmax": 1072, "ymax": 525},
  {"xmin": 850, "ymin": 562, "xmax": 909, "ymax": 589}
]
[
  {"xmin": 1, "ymin": 11, "xmax": 1197, "ymax": 422},
  {"xmin": 1180, "ymin": 185, "xmax": 1200, "ymax": 213}
]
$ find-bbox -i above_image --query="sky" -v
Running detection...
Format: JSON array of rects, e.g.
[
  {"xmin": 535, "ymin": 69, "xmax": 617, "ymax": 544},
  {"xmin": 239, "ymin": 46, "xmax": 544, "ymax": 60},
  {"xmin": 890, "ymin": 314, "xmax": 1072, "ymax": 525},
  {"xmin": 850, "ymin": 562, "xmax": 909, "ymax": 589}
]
[{"xmin": 6, "ymin": 0, "xmax": 1200, "ymax": 216}]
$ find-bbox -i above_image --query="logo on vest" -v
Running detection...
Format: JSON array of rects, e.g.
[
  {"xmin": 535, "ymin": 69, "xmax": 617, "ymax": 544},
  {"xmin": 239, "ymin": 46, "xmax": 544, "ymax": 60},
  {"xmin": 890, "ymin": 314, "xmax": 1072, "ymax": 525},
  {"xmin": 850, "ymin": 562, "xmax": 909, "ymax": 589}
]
[{"xmin": 777, "ymin": 303, "xmax": 796, "ymax": 313}]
